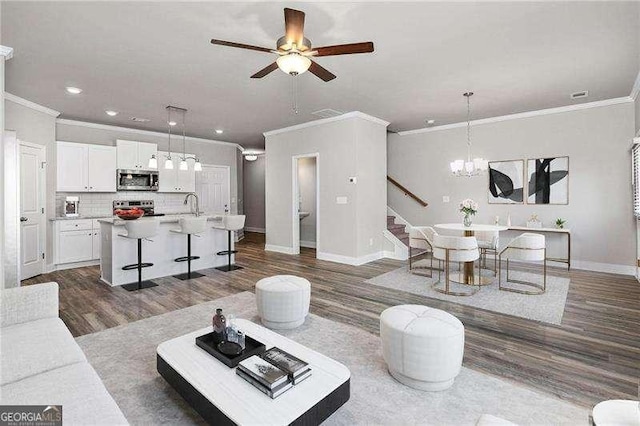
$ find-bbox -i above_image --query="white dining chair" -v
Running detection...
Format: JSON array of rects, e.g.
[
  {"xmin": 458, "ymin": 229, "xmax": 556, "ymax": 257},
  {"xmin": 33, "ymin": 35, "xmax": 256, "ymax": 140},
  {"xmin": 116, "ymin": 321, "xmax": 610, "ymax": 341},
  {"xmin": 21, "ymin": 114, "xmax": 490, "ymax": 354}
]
[
  {"xmin": 475, "ymin": 230, "xmax": 499, "ymax": 276},
  {"xmin": 408, "ymin": 226, "xmax": 440, "ymax": 277},
  {"xmin": 432, "ymin": 235, "xmax": 480, "ymax": 296},
  {"xmin": 498, "ymin": 233, "xmax": 546, "ymax": 295}
]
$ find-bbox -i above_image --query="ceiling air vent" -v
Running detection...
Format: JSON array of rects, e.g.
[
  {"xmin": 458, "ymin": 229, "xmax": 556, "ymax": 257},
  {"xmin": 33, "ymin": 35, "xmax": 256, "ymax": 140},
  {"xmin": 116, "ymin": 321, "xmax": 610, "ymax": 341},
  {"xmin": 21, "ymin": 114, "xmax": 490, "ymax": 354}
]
[
  {"xmin": 130, "ymin": 117, "xmax": 151, "ymax": 123},
  {"xmin": 311, "ymin": 108, "xmax": 344, "ymax": 119},
  {"xmin": 570, "ymin": 91, "xmax": 589, "ymax": 100}
]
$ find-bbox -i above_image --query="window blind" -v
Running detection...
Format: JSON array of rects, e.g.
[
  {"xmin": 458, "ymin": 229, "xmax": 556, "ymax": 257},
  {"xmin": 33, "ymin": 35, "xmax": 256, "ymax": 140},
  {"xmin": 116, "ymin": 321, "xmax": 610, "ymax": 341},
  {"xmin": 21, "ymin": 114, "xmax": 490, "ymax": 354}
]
[{"xmin": 633, "ymin": 143, "xmax": 640, "ymax": 217}]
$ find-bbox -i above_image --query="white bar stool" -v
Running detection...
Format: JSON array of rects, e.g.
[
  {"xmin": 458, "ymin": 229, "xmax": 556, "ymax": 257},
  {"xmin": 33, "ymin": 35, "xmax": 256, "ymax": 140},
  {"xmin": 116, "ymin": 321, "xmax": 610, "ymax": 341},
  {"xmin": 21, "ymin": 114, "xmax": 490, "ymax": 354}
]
[
  {"xmin": 118, "ymin": 218, "xmax": 160, "ymax": 291},
  {"xmin": 170, "ymin": 217, "xmax": 208, "ymax": 280},
  {"xmin": 215, "ymin": 215, "xmax": 246, "ymax": 272}
]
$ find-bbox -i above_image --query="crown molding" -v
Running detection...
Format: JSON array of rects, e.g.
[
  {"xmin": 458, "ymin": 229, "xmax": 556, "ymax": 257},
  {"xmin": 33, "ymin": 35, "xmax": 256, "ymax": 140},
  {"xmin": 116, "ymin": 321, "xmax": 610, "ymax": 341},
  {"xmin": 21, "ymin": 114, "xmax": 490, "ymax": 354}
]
[
  {"xmin": 4, "ymin": 92, "xmax": 61, "ymax": 117},
  {"xmin": 397, "ymin": 97, "xmax": 634, "ymax": 136},
  {"xmin": 263, "ymin": 111, "xmax": 389, "ymax": 137},
  {"xmin": 0, "ymin": 46, "xmax": 13, "ymax": 59},
  {"xmin": 630, "ymin": 69, "xmax": 640, "ymax": 101},
  {"xmin": 56, "ymin": 118, "xmax": 244, "ymax": 150}
]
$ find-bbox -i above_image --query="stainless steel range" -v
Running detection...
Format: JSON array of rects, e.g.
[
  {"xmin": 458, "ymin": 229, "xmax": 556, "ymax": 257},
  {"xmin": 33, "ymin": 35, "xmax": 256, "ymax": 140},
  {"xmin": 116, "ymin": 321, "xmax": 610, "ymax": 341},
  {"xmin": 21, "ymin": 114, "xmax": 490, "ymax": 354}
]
[{"xmin": 112, "ymin": 200, "xmax": 165, "ymax": 217}]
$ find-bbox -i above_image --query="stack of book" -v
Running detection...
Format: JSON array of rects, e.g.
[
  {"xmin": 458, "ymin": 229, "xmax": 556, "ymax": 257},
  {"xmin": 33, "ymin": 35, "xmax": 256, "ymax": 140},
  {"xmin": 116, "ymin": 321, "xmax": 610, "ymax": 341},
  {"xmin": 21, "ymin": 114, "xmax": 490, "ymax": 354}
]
[{"xmin": 236, "ymin": 347, "xmax": 312, "ymax": 399}]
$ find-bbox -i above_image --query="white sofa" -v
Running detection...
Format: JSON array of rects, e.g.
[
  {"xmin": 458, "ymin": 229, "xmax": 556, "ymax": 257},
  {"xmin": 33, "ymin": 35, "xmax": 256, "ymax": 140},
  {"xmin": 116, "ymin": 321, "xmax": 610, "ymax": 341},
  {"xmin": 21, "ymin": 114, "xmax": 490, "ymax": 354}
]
[{"xmin": 0, "ymin": 282, "xmax": 128, "ymax": 425}]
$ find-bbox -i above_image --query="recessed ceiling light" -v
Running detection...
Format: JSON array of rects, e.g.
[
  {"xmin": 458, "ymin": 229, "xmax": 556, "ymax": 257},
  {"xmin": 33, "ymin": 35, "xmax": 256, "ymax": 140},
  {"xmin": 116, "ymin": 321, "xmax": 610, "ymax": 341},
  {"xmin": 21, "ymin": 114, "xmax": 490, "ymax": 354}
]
[
  {"xmin": 168, "ymin": 121, "xmax": 177, "ymax": 126},
  {"xmin": 105, "ymin": 110, "xmax": 118, "ymax": 116},
  {"xmin": 215, "ymin": 129, "xmax": 224, "ymax": 134},
  {"xmin": 65, "ymin": 86, "xmax": 82, "ymax": 95},
  {"xmin": 426, "ymin": 119, "xmax": 436, "ymax": 125}
]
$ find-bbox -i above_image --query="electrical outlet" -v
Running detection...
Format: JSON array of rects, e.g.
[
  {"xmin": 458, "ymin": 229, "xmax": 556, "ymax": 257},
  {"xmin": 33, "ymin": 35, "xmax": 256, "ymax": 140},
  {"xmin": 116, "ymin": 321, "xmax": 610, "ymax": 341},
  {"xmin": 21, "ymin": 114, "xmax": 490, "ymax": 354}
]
[
  {"xmin": 349, "ymin": 177, "xmax": 357, "ymax": 184},
  {"xmin": 443, "ymin": 196, "xmax": 450, "ymax": 203},
  {"xmin": 369, "ymin": 238, "xmax": 374, "ymax": 246},
  {"xmin": 336, "ymin": 196, "xmax": 348, "ymax": 204}
]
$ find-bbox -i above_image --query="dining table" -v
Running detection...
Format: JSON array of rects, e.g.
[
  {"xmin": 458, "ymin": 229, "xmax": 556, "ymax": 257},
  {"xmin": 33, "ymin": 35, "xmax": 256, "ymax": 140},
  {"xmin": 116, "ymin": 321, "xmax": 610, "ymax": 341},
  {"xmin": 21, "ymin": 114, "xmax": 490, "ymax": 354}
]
[{"xmin": 434, "ymin": 223, "xmax": 508, "ymax": 286}]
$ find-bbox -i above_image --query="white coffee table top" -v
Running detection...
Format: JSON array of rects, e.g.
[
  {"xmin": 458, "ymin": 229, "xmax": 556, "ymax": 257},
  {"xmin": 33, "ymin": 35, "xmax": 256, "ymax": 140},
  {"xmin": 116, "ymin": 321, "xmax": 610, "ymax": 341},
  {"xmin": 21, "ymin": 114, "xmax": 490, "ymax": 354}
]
[
  {"xmin": 435, "ymin": 223, "xmax": 509, "ymax": 232},
  {"xmin": 157, "ymin": 319, "xmax": 350, "ymax": 425}
]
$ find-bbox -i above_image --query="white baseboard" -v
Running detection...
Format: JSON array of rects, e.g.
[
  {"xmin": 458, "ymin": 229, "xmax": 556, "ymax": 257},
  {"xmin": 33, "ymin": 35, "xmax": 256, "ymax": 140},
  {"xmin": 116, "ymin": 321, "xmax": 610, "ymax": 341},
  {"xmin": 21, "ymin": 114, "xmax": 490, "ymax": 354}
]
[
  {"xmin": 382, "ymin": 229, "xmax": 409, "ymax": 260},
  {"xmin": 317, "ymin": 251, "xmax": 385, "ymax": 266},
  {"xmin": 264, "ymin": 244, "xmax": 296, "ymax": 255},
  {"xmin": 571, "ymin": 260, "xmax": 635, "ymax": 276},
  {"xmin": 300, "ymin": 240, "xmax": 317, "ymax": 249},
  {"xmin": 245, "ymin": 227, "xmax": 266, "ymax": 233},
  {"xmin": 53, "ymin": 260, "xmax": 100, "ymax": 272}
]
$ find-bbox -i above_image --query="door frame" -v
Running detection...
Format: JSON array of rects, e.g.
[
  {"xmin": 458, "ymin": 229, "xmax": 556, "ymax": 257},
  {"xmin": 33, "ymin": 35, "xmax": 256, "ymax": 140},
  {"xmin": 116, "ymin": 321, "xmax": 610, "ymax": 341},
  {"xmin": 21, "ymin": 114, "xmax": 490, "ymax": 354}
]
[
  {"xmin": 19, "ymin": 140, "xmax": 47, "ymax": 279},
  {"xmin": 197, "ymin": 164, "xmax": 231, "ymax": 214},
  {"xmin": 291, "ymin": 153, "xmax": 320, "ymax": 256}
]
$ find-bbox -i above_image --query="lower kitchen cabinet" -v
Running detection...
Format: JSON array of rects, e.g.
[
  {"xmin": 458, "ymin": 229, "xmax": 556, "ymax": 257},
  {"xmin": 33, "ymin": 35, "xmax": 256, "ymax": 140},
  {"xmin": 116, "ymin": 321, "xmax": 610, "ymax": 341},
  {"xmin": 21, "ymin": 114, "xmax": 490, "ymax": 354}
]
[{"xmin": 55, "ymin": 219, "xmax": 104, "ymax": 265}]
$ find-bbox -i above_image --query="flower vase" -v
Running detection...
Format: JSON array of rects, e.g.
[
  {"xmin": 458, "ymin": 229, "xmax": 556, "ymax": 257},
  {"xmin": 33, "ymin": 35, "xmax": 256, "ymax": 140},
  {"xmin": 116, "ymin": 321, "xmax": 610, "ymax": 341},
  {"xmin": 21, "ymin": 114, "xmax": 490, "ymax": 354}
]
[{"xmin": 463, "ymin": 214, "xmax": 472, "ymax": 227}]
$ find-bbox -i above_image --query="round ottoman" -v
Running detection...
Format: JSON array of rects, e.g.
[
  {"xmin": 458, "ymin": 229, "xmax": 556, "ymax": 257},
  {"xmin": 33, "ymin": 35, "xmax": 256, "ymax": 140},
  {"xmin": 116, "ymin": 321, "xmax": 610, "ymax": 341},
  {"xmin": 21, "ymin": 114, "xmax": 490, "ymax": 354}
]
[
  {"xmin": 255, "ymin": 275, "xmax": 311, "ymax": 329},
  {"xmin": 380, "ymin": 304, "xmax": 464, "ymax": 391}
]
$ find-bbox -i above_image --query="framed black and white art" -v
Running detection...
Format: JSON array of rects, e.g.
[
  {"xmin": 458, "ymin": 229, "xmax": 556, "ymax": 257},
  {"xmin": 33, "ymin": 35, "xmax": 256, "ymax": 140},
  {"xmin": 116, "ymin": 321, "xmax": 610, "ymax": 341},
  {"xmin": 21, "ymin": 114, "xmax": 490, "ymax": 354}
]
[
  {"xmin": 488, "ymin": 160, "xmax": 524, "ymax": 204},
  {"xmin": 526, "ymin": 157, "xmax": 569, "ymax": 205}
]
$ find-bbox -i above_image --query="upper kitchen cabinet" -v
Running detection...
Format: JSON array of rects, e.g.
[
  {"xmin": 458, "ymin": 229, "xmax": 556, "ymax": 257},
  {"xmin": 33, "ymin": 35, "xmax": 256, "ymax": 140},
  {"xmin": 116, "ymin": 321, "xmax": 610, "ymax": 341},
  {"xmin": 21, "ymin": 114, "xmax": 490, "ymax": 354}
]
[
  {"xmin": 57, "ymin": 142, "xmax": 116, "ymax": 192},
  {"xmin": 157, "ymin": 151, "xmax": 196, "ymax": 193},
  {"xmin": 116, "ymin": 139, "xmax": 157, "ymax": 170}
]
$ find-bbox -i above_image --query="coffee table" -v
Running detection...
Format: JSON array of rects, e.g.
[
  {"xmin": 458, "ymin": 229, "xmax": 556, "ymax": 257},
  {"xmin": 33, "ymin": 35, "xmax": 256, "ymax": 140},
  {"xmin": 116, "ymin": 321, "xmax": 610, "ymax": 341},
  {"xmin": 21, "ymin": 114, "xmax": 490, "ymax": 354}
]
[{"xmin": 157, "ymin": 319, "xmax": 351, "ymax": 425}]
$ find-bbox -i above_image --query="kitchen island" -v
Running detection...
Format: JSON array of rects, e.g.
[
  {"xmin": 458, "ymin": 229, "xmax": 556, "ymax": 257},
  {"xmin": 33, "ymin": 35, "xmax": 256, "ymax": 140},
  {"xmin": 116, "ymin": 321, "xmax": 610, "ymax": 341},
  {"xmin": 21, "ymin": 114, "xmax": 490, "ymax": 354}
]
[{"xmin": 99, "ymin": 215, "xmax": 233, "ymax": 287}]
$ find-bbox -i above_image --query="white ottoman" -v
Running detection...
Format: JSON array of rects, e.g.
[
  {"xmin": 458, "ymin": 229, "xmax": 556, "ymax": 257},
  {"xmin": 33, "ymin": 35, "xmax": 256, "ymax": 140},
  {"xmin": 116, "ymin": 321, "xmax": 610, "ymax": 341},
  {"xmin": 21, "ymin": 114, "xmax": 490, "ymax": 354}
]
[
  {"xmin": 380, "ymin": 304, "xmax": 464, "ymax": 391},
  {"xmin": 255, "ymin": 275, "xmax": 311, "ymax": 329}
]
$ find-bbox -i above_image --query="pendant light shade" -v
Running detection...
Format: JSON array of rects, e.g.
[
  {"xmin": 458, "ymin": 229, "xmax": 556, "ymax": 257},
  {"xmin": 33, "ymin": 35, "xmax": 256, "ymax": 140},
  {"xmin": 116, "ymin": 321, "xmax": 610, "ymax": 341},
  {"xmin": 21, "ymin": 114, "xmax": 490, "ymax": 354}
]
[
  {"xmin": 148, "ymin": 154, "xmax": 158, "ymax": 169},
  {"xmin": 194, "ymin": 159, "xmax": 202, "ymax": 172},
  {"xmin": 179, "ymin": 159, "xmax": 188, "ymax": 171},
  {"xmin": 164, "ymin": 157, "xmax": 174, "ymax": 170}
]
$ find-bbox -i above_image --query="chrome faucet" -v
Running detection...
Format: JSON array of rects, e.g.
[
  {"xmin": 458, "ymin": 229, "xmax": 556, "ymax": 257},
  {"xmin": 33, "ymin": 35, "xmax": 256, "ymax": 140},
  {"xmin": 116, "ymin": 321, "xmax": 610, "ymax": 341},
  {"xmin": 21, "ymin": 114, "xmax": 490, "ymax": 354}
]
[{"xmin": 184, "ymin": 193, "xmax": 200, "ymax": 217}]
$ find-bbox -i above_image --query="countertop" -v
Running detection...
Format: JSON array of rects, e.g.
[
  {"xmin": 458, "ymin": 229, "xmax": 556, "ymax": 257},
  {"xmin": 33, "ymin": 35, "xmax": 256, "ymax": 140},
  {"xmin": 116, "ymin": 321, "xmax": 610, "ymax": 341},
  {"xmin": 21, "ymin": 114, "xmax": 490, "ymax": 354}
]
[
  {"xmin": 50, "ymin": 212, "xmax": 212, "ymax": 221},
  {"xmin": 98, "ymin": 214, "xmax": 225, "ymax": 227}
]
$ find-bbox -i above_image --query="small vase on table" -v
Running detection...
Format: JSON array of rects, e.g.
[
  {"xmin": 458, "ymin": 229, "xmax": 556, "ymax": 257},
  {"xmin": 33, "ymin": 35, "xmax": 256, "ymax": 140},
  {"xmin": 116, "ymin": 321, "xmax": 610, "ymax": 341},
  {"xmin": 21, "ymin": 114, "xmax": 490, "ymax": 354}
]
[{"xmin": 463, "ymin": 213, "xmax": 472, "ymax": 227}]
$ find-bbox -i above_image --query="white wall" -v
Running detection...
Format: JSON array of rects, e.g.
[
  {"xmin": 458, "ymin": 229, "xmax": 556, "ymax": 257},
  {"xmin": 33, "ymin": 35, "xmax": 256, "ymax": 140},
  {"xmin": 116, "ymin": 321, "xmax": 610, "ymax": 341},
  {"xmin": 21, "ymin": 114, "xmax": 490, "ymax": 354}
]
[
  {"xmin": 635, "ymin": 95, "xmax": 640, "ymax": 135},
  {"xmin": 388, "ymin": 102, "xmax": 636, "ymax": 274},
  {"xmin": 243, "ymin": 156, "xmax": 265, "ymax": 232},
  {"xmin": 5, "ymin": 100, "xmax": 57, "ymax": 269},
  {"xmin": 298, "ymin": 157, "xmax": 317, "ymax": 245},
  {"xmin": 265, "ymin": 112, "xmax": 388, "ymax": 264}
]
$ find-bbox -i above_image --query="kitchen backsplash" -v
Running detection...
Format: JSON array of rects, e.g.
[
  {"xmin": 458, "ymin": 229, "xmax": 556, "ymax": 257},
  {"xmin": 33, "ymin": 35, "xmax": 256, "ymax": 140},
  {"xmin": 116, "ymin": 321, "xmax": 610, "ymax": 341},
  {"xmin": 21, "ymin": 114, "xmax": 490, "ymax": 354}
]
[{"xmin": 55, "ymin": 192, "xmax": 194, "ymax": 217}]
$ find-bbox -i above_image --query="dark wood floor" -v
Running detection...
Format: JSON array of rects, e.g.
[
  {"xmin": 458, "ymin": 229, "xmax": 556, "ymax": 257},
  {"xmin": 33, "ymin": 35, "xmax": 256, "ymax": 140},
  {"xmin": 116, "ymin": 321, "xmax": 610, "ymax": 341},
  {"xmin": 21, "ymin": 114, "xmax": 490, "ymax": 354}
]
[{"xmin": 22, "ymin": 232, "xmax": 640, "ymax": 408}]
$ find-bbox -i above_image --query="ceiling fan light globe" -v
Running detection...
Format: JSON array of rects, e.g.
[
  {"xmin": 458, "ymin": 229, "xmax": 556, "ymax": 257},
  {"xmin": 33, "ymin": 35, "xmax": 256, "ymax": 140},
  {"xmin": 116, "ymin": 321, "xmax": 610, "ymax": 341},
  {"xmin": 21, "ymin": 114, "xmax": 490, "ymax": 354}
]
[{"xmin": 277, "ymin": 53, "xmax": 311, "ymax": 75}]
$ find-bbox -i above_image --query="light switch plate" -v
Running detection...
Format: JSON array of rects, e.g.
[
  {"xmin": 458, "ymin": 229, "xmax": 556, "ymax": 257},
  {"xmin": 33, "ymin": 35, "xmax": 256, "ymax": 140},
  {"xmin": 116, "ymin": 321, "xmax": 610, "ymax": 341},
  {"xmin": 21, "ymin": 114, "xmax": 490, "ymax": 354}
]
[
  {"xmin": 442, "ymin": 196, "xmax": 450, "ymax": 203},
  {"xmin": 336, "ymin": 196, "xmax": 348, "ymax": 204},
  {"xmin": 349, "ymin": 176, "xmax": 357, "ymax": 184}
]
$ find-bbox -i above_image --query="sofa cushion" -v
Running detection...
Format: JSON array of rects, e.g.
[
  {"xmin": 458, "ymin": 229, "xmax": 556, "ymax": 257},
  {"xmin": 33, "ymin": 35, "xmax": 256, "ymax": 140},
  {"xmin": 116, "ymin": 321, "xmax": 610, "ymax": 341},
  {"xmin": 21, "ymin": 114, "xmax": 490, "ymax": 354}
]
[
  {"xmin": 0, "ymin": 318, "xmax": 86, "ymax": 385},
  {"xmin": 1, "ymin": 362, "xmax": 128, "ymax": 425}
]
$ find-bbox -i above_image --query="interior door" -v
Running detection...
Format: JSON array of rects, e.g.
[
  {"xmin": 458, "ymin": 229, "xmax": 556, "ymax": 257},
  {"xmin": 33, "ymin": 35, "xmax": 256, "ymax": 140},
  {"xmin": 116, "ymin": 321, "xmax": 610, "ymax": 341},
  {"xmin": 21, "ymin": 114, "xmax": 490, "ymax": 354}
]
[
  {"xmin": 87, "ymin": 145, "xmax": 116, "ymax": 192},
  {"xmin": 20, "ymin": 143, "xmax": 46, "ymax": 279},
  {"xmin": 196, "ymin": 165, "xmax": 230, "ymax": 214}
]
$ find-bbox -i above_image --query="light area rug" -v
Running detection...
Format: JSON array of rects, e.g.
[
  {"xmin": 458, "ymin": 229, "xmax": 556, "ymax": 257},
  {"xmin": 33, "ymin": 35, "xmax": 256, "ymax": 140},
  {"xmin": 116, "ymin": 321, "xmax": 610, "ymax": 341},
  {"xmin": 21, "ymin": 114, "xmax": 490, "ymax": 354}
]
[
  {"xmin": 76, "ymin": 291, "xmax": 587, "ymax": 426},
  {"xmin": 365, "ymin": 264, "xmax": 569, "ymax": 325}
]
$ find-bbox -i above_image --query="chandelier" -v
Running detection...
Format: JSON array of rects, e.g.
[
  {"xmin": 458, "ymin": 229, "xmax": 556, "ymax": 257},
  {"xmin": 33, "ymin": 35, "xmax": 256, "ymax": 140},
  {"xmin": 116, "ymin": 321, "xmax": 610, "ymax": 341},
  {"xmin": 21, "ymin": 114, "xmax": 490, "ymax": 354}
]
[
  {"xmin": 450, "ymin": 92, "xmax": 488, "ymax": 177},
  {"xmin": 156, "ymin": 106, "xmax": 202, "ymax": 172}
]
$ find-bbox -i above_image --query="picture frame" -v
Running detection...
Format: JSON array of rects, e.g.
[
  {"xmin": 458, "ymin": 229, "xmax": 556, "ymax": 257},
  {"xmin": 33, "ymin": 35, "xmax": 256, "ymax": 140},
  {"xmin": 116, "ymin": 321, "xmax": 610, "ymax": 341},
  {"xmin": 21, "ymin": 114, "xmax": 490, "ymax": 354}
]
[
  {"xmin": 488, "ymin": 159, "xmax": 525, "ymax": 204},
  {"xmin": 526, "ymin": 156, "xmax": 569, "ymax": 205}
]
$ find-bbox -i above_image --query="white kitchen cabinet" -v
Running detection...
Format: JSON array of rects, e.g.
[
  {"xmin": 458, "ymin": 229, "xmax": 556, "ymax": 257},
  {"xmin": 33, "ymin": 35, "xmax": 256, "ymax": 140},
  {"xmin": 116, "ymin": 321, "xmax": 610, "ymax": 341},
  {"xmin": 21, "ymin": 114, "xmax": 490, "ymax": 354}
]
[
  {"xmin": 116, "ymin": 139, "xmax": 157, "ymax": 170},
  {"xmin": 58, "ymin": 229, "xmax": 93, "ymax": 264},
  {"xmin": 57, "ymin": 142, "xmax": 88, "ymax": 192},
  {"xmin": 157, "ymin": 151, "xmax": 196, "ymax": 192},
  {"xmin": 55, "ymin": 219, "xmax": 104, "ymax": 265},
  {"xmin": 87, "ymin": 145, "xmax": 116, "ymax": 191},
  {"xmin": 57, "ymin": 142, "xmax": 116, "ymax": 192}
]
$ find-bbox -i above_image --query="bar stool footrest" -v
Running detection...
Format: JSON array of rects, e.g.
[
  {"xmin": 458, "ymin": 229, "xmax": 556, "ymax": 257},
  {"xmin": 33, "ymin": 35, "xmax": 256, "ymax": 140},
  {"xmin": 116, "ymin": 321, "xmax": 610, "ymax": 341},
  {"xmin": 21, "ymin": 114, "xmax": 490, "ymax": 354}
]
[
  {"xmin": 174, "ymin": 256, "xmax": 201, "ymax": 262},
  {"xmin": 216, "ymin": 250, "xmax": 238, "ymax": 256},
  {"xmin": 122, "ymin": 280, "xmax": 158, "ymax": 291},
  {"xmin": 215, "ymin": 264, "xmax": 243, "ymax": 272},
  {"xmin": 122, "ymin": 262, "xmax": 154, "ymax": 271}
]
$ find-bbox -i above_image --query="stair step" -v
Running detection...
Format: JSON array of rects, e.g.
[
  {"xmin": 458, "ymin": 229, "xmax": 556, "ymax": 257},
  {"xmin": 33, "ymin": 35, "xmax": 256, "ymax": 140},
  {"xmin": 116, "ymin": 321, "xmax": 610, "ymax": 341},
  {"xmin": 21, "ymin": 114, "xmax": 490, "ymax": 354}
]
[
  {"xmin": 388, "ymin": 224, "xmax": 406, "ymax": 233},
  {"xmin": 386, "ymin": 216, "xmax": 396, "ymax": 225}
]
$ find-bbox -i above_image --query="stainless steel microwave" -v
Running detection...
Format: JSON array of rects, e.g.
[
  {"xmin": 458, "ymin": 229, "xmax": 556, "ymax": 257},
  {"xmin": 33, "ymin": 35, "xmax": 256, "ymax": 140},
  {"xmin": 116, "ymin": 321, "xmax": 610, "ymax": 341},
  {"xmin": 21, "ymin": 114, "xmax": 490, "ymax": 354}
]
[{"xmin": 116, "ymin": 169, "xmax": 159, "ymax": 191}]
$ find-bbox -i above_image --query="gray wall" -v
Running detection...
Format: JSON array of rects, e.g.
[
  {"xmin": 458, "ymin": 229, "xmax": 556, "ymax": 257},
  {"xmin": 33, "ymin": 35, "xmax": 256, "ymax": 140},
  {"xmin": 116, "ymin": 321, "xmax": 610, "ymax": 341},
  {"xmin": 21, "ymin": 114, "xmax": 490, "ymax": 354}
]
[
  {"xmin": 635, "ymin": 95, "xmax": 640, "ymax": 135},
  {"xmin": 265, "ymin": 114, "xmax": 388, "ymax": 261},
  {"xmin": 388, "ymin": 102, "xmax": 636, "ymax": 272},
  {"xmin": 56, "ymin": 121, "xmax": 242, "ymax": 214},
  {"xmin": 5, "ymin": 100, "xmax": 57, "ymax": 268},
  {"xmin": 298, "ymin": 157, "xmax": 317, "ymax": 244},
  {"xmin": 243, "ymin": 156, "xmax": 266, "ymax": 231}
]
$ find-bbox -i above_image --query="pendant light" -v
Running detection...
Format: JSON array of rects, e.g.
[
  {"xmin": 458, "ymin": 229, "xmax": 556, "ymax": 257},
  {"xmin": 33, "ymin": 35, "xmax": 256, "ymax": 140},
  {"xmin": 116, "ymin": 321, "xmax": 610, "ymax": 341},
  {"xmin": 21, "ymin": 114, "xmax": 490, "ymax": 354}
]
[
  {"xmin": 164, "ymin": 106, "xmax": 174, "ymax": 170},
  {"xmin": 163, "ymin": 105, "xmax": 202, "ymax": 172},
  {"xmin": 148, "ymin": 154, "xmax": 158, "ymax": 169},
  {"xmin": 450, "ymin": 92, "xmax": 488, "ymax": 177},
  {"xmin": 179, "ymin": 107, "xmax": 189, "ymax": 171}
]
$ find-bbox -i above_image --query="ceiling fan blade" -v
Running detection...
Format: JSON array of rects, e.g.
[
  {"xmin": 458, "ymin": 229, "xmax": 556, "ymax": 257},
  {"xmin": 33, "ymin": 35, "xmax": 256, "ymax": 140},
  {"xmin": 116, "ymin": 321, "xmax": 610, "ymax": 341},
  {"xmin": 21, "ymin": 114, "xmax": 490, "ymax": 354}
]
[
  {"xmin": 308, "ymin": 61, "xmax": 336, "ymax": 82},
  {"xmin": 313, "ymin": 42, "xmax": 374, "ymax": 57},
  {"xmin": 284, "ymin": 8, "xmax": 305, "ymax": 48},
  {"xmin": 210, "ymin": 39, "xmax": 273, "ymax": 54},
  {"xmin": 251, "ymin": 62, "xmax": 279, "ymax": 79}
]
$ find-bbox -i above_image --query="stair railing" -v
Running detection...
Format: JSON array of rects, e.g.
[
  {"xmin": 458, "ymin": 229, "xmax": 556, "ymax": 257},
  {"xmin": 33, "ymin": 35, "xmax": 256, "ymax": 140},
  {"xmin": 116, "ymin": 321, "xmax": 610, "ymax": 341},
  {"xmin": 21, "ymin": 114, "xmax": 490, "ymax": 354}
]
[{"xmin": 387, "ymin": 176, "xmax": 428, "ymax": 207}]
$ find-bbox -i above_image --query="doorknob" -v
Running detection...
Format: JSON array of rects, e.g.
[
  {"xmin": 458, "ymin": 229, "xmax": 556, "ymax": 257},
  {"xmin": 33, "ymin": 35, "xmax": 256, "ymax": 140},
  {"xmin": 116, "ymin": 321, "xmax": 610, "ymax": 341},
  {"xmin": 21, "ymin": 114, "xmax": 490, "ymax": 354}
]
[{"xmin": 20, "ymin": 217, "xmax": 28, "ymax": 222}]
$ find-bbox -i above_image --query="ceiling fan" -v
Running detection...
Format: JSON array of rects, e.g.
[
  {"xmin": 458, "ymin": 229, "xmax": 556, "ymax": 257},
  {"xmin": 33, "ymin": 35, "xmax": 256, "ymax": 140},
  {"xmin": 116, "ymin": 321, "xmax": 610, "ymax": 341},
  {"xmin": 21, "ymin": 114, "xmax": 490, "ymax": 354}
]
[{"xmin": 210, "ymin": 8, "xmax": 374, "ymax": 82}]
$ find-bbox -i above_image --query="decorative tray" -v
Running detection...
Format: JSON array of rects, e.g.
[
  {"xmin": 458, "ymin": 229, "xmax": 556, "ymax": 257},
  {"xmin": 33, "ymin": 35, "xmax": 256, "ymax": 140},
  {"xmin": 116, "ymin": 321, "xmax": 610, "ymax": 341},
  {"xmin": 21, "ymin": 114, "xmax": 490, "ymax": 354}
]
[{"xmin": 195, "ymin": 331, "xmax": 266, "ymax": 368}]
